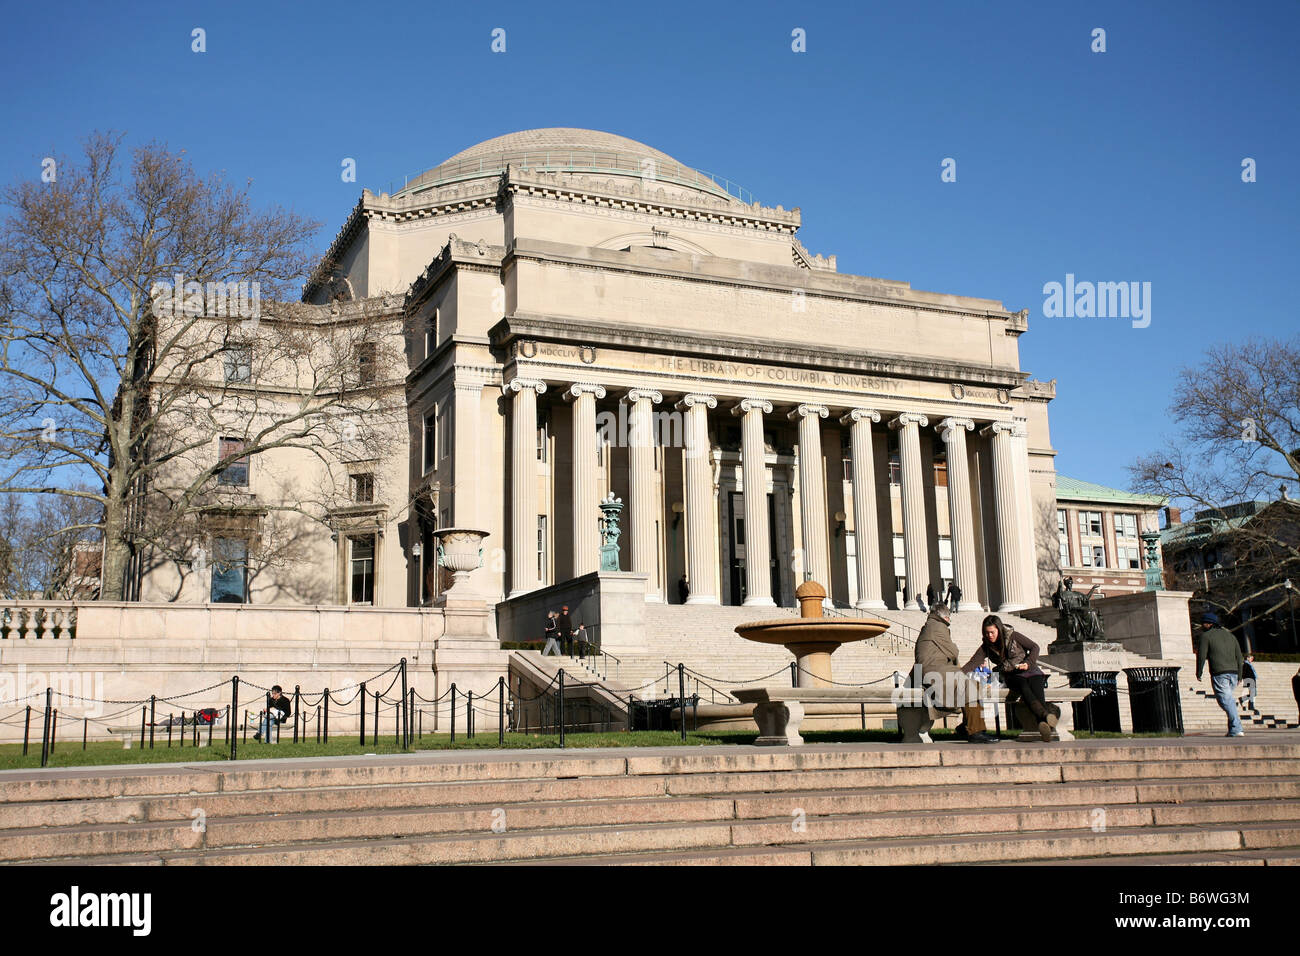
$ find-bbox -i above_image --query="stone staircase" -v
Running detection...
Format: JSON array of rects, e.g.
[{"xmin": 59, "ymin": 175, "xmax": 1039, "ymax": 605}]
[{"xmin": 3, "ymin": 738, "xmax": 1299, "ymax": 865}]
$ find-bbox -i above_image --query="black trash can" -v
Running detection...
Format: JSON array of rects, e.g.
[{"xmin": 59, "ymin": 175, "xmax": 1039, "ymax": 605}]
[
  {"xmin": 1124, "ymin": 666, "xmax": 1184, "ymax": 735},
  {"xmin": 1069, "ymin": 671, "xmax": 1122, "ymax": 734}
]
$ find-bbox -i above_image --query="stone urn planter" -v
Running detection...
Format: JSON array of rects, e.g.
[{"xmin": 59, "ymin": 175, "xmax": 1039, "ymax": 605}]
[{"xmin": 431, "ymin": 528, "xmax": 489, "ymax": 599}]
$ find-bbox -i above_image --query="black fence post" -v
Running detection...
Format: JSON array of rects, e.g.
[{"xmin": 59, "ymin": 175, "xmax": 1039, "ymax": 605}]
[
  {"xmin": 373, "ymin": 691, "xmax": 380, "ymax": 745},
  {"xmin": 230, "ymin": 676, "xmax": 240, "ymax": 761},
  {"xmin": 468, "ymin": 690, "xmax": 475, "ymax": 739},
  {"xmin": 450, "ymin": 684, "xmax": 457, "ymax": 743},
  {"xmin": 83, "ymin": 716, "xmax": 88, "ymax": 750},
  {"xmin": 400, "ymin": 658, "xmax": 409, "ymax": 749},
  {"xmin": 409, "ymin": 689, "xmax": 415, "ymax": 747},
  {"xmin": 315, "ymin": 706, "xmax": 321, "ymax": 744},
  {"xmin": 323, "ymin": 688, "xmax": 329, "ymax": 743},
  {"xmin": 50, "ymin": 709, "xmax": 58, "ymax": 755},
  {"xmin": 678, "ymin": 663, "xmax": 687, "ymax": 741},
  {"xmin": 419, "ymin": 706, "xmax": 423, "ymax": 740},
  {"xmin": 207, "ymin": 714, "xmax": 214, "ymax": 748},
  {"xmin": 149, "ymin": 695, "xmax": 156, "ymax": 749},
  {"xmin": 179, "ymin": 710, "xmax": 184, "ymax": 748},
  {"xmin": 359, "ymin": 681, "xmax": 367, "ymax": 745},
  {"xmin": 394, "ymin": 693, "xmax": 399, "ymax": 745},
  {"xmin": 39, "ymin": 688, "xmax": 52, "ymax": 767},
  {"xmin": 293, "ymin": 685, "xmax": 301, "ymax": 744},
  {"xmin": 790, "ymin": 661, "xmax": 797, "ymax": 688},
  {"xmin": 167, "ymin": 714, "xmax": 174, "ymax": 748},
  {"xmin": 23, "ymin": 705, "xmax": 31, "ymax": 756},
  {"xmin": 558, "ymin": 670, "xmax": 566, "ymax": 749},
  {"xmin": 498, "ymin": 676, "xmax": 505, "ymax": 746},
  {"xmin": 224, "ymin": 705, "xmax": 231, "ymax": 749}
]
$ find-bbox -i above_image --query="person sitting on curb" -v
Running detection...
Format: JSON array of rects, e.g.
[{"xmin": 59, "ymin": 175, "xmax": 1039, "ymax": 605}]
[
  {"xmin": 1196, "ymin": 612, "xmax": 1245, "ymax": 737},
  {"xmin": 254, "ymin": 685, "xmax": 292, "ymax": 742},
  {"xmin": 910, "ymin": 602, "xmax": 996, "ymax": 743},
  {"xmin": 963, "ymin": 615, "xmax": 1060, "ymax": 742}
]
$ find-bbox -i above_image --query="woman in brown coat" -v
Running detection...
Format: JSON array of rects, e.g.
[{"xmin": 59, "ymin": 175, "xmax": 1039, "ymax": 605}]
[{"xmin": 964, "ymin": 614, "xmax": 1060, "ymax": 742}]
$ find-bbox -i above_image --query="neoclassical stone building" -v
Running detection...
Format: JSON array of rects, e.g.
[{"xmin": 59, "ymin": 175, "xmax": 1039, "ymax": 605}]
[
  {"xmin": 135, "ymin": 128, "xmax": 1057, "ymax": 616},
  {"xmin": 288, "ymin": 128, "xmax": 1060, "ymax": 616}
]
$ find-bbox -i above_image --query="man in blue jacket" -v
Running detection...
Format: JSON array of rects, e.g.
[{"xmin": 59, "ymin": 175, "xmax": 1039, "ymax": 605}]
[{"xmin": 1195, "ymin": 612, "xmax": 1246, "ymax": 737}]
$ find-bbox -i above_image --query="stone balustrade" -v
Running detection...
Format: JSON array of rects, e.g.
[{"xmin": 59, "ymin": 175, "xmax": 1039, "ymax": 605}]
[{"xmin": 0, "ymin": 602, "xmax": 79, "ymax": 640}]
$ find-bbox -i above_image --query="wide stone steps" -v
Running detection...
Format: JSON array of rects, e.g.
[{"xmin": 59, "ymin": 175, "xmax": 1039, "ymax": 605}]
[{"xmin": 3, "ymin": 738, "xmax": 1299, "ymax": 866}]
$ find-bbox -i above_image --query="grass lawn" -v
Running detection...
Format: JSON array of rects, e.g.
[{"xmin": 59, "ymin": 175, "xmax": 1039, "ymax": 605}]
[{"xmin": 0, "ymin": 725, "xmax": 1184, "ymax": 770}]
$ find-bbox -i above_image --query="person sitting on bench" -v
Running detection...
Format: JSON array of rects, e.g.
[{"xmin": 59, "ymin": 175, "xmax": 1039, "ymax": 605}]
[
  {"xmin": 964, "ymin": 615, "xmax": 1059, "ymax": 742},
  {"xmin": 911, "ymin": 603, "xmax": 996, "ymax": 743},
  {"xmin": 254, "ymin": 685, "xmax": 292, "ymax": 742}
]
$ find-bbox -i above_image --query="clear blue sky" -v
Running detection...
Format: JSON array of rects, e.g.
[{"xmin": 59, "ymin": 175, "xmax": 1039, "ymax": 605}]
[{"xmin": 3, "ymin": 0, "xmax": 1296, "ymax": 492}]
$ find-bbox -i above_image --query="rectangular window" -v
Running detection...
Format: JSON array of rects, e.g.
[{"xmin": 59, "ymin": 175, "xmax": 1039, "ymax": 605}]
[
  {"xmin": 933, "ymin": 459, "xmax": 948, "ymax": 488},
  {"xmin": 842, "ymin": 457, "xmax": 853, "ymax": 483},
  {"xmin": 423, "ymin": 411, "xmax": 437, "ymax": 472},
  {"xmin": 537, "ymin": 515, "xmax": 547, "ymax": 586},
  {"xmin": 888, "ymin": 459, "xmax": 901, "ymax": 485},
  {"xmin": 536, "ymin": 411, "xmax": 548, "ymax": 462},
  {"xmin": 1056, "ymin": 509, "xmax": 1068, "ymax": 534},
  {"xmin": 358, "ymin": 342, "xmax": 376, "ymax": 384},
  {"xmin": 217, "ymin": 437, "xmax": 249, "ymax": 486},
  {"xmin": 1078, "ymin": 510, "xmax": 1102, "ymax": 537},
  {"xmin": 1119, "ymin": 545, "xmax": 1141, "ymax": 569},
  {"xmin": 1115, "ymin": 513, "xmax": 1138, "ymax": 539},
  {"xmin": 1092, "ymin": 545, "xmax": 1106, "ymax": 569},
  {"xmin": 223, "ymin": 345, "xmax": 251, "ymax": 384},
  {"xmin": 349, "ymin": 534, "xmax": 375, "ymax": 605},
  {"xmin": 438, "ymin": 406, "xmax": 451, "ymax": 461},
  {"xmin": 892, "ymin": 534, "xmax": 906, "ymax": 577},
  {"xmin": 1060, "ymin": 537, "xmax": 1070, "ymax": 566},
  {"xmin": 210, "ymin": 538, "xmax": 248, "ymax": 603},
  {"xmin": 352, "ymin": 473, "xmax": 374, "ymax": 504},
  {"xmin": 938, "ymin": 536, "xmax": 953, "ymax": 582}
]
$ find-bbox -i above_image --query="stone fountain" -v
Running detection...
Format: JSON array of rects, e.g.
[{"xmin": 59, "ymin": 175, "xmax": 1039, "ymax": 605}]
[{"xmin": 734, "ymin": 580, "xmax": 889, "ymax": 687}]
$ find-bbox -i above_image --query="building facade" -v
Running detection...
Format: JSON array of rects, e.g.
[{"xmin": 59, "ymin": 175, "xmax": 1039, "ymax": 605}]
[
  {"xmin": 1052, "ymin": 475, "xmax": 1165, "ymax": 597},
  {"xmin": 139, "ymin": 128, "xmax": 1064, "ymax": 615}
]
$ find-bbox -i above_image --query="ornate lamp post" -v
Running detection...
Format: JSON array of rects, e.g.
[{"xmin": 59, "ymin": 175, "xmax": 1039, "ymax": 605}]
[
  {"xmin": 598, "ymin": 494, "xmax": 624, "ymax": 572},
  {"xmin": 1140, "ymin": 530, "xmax": 1163, "ymax": 592},
  {"xmin": 1286, "ymin": 579, "xmax": 1298, "ymax": 652}
]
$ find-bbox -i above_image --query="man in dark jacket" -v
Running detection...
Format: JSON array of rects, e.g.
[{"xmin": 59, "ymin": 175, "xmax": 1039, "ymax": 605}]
[
  {"xmin": 557, "ymin": 605, "xmax": 575, "ymax": 656},
  {"xmin": 910, "ymin": 604, "xmax": 996, "ymax": 743},
  {"xmin": 946, "ymin": 581, "xmax": 962, "ymax": 614},
  {"xmin": 1196, "ymin": 612, "xmax": 1245, "ymax": 737}
]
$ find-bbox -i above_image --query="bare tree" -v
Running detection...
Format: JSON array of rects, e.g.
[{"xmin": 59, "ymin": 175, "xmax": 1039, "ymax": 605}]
[
  {"xmin": 1129, "ymin": 336, "xmax": 1300, "ymax": 625},
  {"xmin": 0, "ymin": 133, "xmax": 406, "ymax": 601}
]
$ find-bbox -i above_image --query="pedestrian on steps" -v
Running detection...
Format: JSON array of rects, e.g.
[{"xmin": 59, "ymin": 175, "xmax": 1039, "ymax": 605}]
[{"xmin": 1196, "ymin": 612, "xmax": 1245, "ymax": 737}]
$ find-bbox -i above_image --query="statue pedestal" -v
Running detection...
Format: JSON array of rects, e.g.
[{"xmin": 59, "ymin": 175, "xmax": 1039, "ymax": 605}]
[{"xmin": 1043, "ymin": 641, "xmax": 1133, "ymax": 734}]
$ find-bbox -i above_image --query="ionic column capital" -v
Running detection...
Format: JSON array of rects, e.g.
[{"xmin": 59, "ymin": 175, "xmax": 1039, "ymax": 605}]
[
  {"xmin": 788, "ymin": 403, "xmax": 829, "ymax": 421},
  {"xmin": 888, "ymin": 412, "xmax": 929, "ymax": 430},
  {"xmin": 980, "ymin": 420, "xmax": 1024, "ymax": 439},
  {"xmin": 626, "ymin": 388, "xmax": 663, "ymax": 405},
  {"xmin": 840, "ymin": 408, "xmax": 882, "ymax": 426},
  {"xmin": 675, "ymin": 393, "xmax": 717, "ymax": 411},
  {"xmin": 564, "ymin": 382, "xmax": 607, "ymax": 401},
  {"xmin": 731, "ymin": 398, "xmax": 773, "ymax": 417},
  {"xmin": 502, "ymin": 377, "xmax": 547, "ymax": 396},
  {"xmin": 937, "ymin": 417, "xmax": 975, "ymax": 438}
]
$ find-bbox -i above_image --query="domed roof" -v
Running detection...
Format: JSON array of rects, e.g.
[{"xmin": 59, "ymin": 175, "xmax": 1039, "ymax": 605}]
[{"xmin": 394, "ymin": 128, "xmax": 746, "ymax": 204}]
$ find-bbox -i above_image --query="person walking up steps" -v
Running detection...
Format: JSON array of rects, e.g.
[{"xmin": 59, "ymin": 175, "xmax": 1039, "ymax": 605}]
[{"xmin": 1196, "ymin": 612, "xmax": 1246, "ymax": 737}]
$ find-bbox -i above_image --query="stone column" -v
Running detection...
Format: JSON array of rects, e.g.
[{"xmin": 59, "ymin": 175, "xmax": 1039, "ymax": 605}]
[
  {"xmin": 937, "ymin": 417, "xmax": 982, "ymax": 612},
  {"xmin": 565, "ymin": 383, "xmax": 606, "ymax": 577},
  {"xmin": 889, "ymin": 413, "xmax": 930, "ymax": 608},
  {"xmin": 982, "ymin": 421, "xmax": 1027, "ymax": 612},
  {"xmin": 789, "ymin": 404, "xmax": 831, "ymax": 593},
  {"xmin": 627, "ymin": 388, "xmax": 663, "ymax": 601},
  {"xmin": 503, "ymin": 377, "xmax": 546, "ymax": 598},
  {"xmin": 731, "ymin": 398, "xmax": 774, "ymax": 607},
  {"xmin": 840, "ymin": 408, "xmax": 886, "ymax": 610},
  {"xmin": 676, "ymin": 393, "xmax": 719, "ymax": 604},
  {"xmin": 1011, "ymin": 423, "xmax": 1040, "ymax": 607}
]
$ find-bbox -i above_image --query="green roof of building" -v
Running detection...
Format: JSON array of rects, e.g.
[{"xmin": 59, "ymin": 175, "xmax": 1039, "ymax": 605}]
[{"xmin": 1055, "ymin": 475, "xmax": 1166, "ymax": 506}]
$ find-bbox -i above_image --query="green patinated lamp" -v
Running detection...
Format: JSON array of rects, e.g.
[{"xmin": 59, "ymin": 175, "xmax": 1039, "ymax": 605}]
[
  {"xmin": 598, "ymin": 494, "xmax": 624, "ymax": 572},
  {"xmin": 1140, "ymin": 529, "xmax": 1163, "ymax": 592}
]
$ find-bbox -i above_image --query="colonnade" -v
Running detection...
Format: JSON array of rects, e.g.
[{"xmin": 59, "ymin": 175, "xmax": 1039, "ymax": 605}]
[{"xmin": 502, "ymin": 377, "xmax": 1038, "ymax": 612}]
